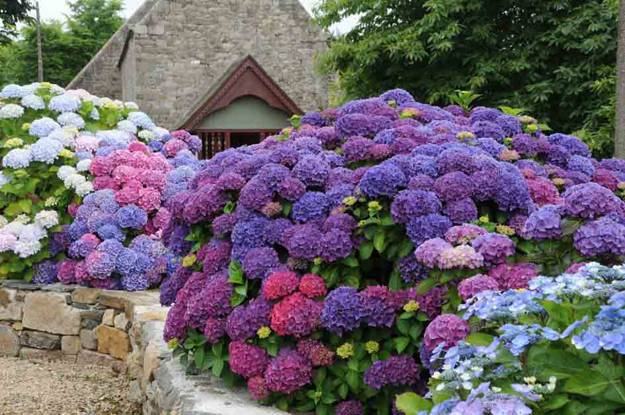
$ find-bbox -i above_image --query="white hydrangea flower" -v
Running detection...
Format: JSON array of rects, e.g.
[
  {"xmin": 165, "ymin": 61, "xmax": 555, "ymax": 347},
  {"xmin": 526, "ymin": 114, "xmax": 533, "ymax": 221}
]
[
  {"xmin": 0, "ymin": 104, "xmax": 25, "ymax": 119},
  {"xmin": 76, "ymin": 159, "xmax": 92, "ymax": 172},
  {"xmin": 75, "ymin": 181, "xmax": 93, "ymax": 197},
  {"xmin": 1, "ymin": 221, "xmax": 24, "ymax": 236},
  {"xmin": 0, "ymin": 215, "xmax": 8, "ymax": 227},
  {"xmin": 15, "ymin": 239, "xmax": 42, "ymax": 258},
  {"xmin": 0, "ymin": 233, "xmax": 17, "ymax": 252},
  {"xmin": 138, "ymin": 129, "xmax": 156, "ymax": 141},
  {"xmin": 19, "ymin": 223, "xmax": 46, "ymax": 242},
  {"xmin": 34, "ymin": 210, "xmax": 59, "ymax": 229},
  {"xmin": 64, "ymin": 173, "xmax": 86, "ymax": 188},
  {"xmin": 152, "ymin": 127, "xmax": 170, "ymax": 140},
  {"xmin": 57, "ymin": 165, "xmax": 77, "ymax": 180},
  {"xmin": 117, "ymin": 120, "xmax": 138, "ymax": 134},
  {"xmin": 124, "ymin": 101, "xmax": 139, "ymax": 110}
]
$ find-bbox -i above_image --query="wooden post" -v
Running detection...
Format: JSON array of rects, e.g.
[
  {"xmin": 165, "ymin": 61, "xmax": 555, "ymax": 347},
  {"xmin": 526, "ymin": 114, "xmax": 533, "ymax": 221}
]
[{"xmin": 36, "ymin": 1, "xmax": 43, "ymax": 82}]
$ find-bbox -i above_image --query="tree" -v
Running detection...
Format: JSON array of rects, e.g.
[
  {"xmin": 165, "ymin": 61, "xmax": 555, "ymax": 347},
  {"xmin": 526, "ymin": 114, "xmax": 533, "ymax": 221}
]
[
  {"xmin": 616, "ymin": 0, "xmax": 625, "ymax": 157},
  {"xmin": 0, "ymin": 0, "xmax": 32, "ymax": 43},
  {"xmin": 66, "ymin": 0, "xmax": 123, "ymax": 71},
  {"xmin": 316, "ymin": 0, "xmax": 619, "ymax": 156},
  {"xmin": 0, "ymin": 0, "xmax": 123, "ymax": 86}
]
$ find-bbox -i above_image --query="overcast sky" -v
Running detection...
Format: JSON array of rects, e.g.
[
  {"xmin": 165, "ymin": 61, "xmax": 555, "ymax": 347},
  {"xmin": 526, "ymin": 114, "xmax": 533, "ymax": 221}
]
[{"xmin": 36, "ymin": 0, "xmax": 356, "ymax": 34}]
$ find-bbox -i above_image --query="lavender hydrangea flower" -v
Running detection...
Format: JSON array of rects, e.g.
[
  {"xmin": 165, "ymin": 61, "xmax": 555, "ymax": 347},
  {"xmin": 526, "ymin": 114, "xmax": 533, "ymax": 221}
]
[{"xmin": 523, "ymin": 205, "xmax": 562, "ymax": 239}]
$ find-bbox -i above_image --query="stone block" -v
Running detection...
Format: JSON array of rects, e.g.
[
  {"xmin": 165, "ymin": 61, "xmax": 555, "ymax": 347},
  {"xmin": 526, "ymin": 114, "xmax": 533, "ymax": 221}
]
[
  {"xmin": 77, "ymin": 349, "xmax": 127, "ymax": 373},
  {"xmin": 143, "ymin": 340, "xmax": 163, "ymax": 384},
  {"xmin": 102, "ymin": 308, "xmax": 116, "ymax": 326},
  {"xmin": 80, "ymin": 329, "xmax": 98, "ymax": 350},
  {"xmin": 22, "ymin": 292, "xmax": 81, "ymax": 335},
  {"xmin": 19, "ymin": 347, "xmax": 66, "ymax": 362},
  {"xmin": 114, "ymin": 312, "xmax": 131, "ymax": 331},
  {"xmin": 0, "ymin": 325, "xmax": 20, "ymax": 356},
  {"xmin": 11, "ymin": 322, "xmax": 22, "ymax": 331},
  {"xmin": 20, "ymin": 330, "xmax": 61, "ymax": 349},
  {"xmin": 96, "ymin": 324, "xmax": 130, "ymax": 360},
  {"xmin": 72, "ymin": 287, "xmax": 100, "ymax": 304},
  {"xmin": 62, "ymin": 336, "xmax": 81, "ymax": 355},
  {"xmin": 0, "ymin": 288, "xmax": 23, "ymax": 321},
  {"xmin": 133, "ymin": 305, "xmax": 168, "ymax": 322}
]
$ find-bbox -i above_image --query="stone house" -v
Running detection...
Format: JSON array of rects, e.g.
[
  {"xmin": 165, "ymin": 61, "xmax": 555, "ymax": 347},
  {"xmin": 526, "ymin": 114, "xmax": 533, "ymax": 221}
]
[{"xmin": 69, "ymin": 0, "xmax": 329, "ymax": 158}]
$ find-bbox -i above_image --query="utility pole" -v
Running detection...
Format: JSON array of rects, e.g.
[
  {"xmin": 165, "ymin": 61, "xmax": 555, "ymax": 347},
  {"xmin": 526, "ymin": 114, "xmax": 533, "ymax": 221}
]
[
  {"xmin": 36, "ymin": 0, "xmax": 43, "ymax": 82},
  {"xmin": 616, "ymin": 0, "xmax": 625, "ymax": 157}
]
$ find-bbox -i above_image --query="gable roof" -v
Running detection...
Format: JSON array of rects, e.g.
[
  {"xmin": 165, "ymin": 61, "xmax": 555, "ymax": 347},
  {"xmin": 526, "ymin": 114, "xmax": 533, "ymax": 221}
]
[{"xmin": 178, "ymin": 55, "xmax": 302, "ymax": 130}]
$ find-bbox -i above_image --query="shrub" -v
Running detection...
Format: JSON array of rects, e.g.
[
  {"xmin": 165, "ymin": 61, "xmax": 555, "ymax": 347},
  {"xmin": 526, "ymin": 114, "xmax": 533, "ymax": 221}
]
[
  {"xmin": 0, "ymin": 82, "xmax": 200, "ymax": 281},
  {"xmin": 396, "ymin": 262, "xmax": 625, "ymax": 415},
  {"xmin": 162, "ymin": 89, "xmax": 625, "ymax": 414}
]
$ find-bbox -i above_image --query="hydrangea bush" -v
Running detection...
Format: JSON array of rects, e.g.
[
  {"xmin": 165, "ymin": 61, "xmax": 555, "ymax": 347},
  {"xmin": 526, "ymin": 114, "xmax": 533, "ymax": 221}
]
[
  {"xmin": 396, "ymin": 263, "xmax": 625, "ymax": 415},
  {"xmin": 161, "ymin": 88, "xmax": 625, "ymax": 414},
  {"xmin": 0, "ymin": 82, "xmax": 201, "ymax": 281},
  {"xmin": 42, "ymin": 133, "xmax": 203, "ymax": 290}
]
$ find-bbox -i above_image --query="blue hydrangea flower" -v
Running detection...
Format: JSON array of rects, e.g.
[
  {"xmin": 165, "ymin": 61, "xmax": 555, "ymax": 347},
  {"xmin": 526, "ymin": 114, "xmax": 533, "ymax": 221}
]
[
  {"xmin": 48, "ymin": 94, "xmax": 81, "ymax": 113},
  {"xmin": 31, "ymin": 137, "xmax": 63, "ymax": 164},
  {"xmin": 57, "ymin": 112, "xmax": 85, "ymax": 128},
  {"xmin": 2, "ymin": 148, "xmax": 32, "ymax": 169},
  {"xmin": 115, "ymin": 204, "xmax": 148, "ymax": 229},
  {"xmin": 29, "ymin": 117, "xmax": 61, "ymax": 138},
  {"xmin": 21, "ymin": 94, "xmax": 45, "ymax": 110}
]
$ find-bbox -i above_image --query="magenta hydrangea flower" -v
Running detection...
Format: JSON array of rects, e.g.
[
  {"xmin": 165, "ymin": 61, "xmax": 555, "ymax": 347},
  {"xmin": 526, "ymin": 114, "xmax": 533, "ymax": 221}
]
[
  {"xmin": 423, "ymin": 314, "xmax": 469, "ymax": 352},
  {"xmin": 488, "ymin": 263, "xmax": 538, "ymax": 290},
  {"xmin": 270, "ymin": 293, "xmax": 322, "ymax": 338},
  {"xmin": 335, "ymin": 400, "xmax": 364, "ymax": 415},
  {"xmin": 458, "ymin": 274, "xmax": 500, "ymax": 300},
  {"xmin": 228, "ymin": 341, "xmax": 269, "ymax": 379},
  {"xmin": 247, "ymin": 376, "xmax": 270, "ymax": 401},
  {"xmin": 264, "ymin": 349, "xmax": 312, "ymax": 394}
]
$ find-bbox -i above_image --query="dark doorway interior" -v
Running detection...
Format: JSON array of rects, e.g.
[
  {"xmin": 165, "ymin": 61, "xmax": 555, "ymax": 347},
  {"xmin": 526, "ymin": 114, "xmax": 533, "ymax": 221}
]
[{"xmin": 231, "ymin": 131, "xmax": 261, "ymax": 148}]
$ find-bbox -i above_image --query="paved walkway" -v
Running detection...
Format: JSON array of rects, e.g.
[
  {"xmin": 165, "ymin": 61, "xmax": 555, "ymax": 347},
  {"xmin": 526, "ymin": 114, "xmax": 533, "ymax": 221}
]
[{"xmin": 0, "ymin": 357, "xmax": 140, "ymax": 414}]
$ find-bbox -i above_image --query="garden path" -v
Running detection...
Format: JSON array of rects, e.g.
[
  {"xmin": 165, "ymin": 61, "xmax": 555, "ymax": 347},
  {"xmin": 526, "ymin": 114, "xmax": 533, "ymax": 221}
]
[{"xmin": 0, "ymin": 357, "xmax": 140, "ymax": 414}]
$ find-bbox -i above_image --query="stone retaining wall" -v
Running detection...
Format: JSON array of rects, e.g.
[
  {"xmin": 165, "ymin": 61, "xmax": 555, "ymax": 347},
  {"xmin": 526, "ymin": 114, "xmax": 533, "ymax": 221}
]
[{"xmin": 0, "ymin": 281, "xmax": 285, "ymax": 414}]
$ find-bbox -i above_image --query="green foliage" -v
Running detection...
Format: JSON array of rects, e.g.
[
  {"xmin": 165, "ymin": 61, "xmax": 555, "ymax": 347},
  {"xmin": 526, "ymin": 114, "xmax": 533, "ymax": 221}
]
[
  {"xmin": 315, "ymin": 0, "xmax": 619, "ymax": 157},
  {"xmin": 0, "ymin": 0, "xmax": 122, "ymax": 86},
  {"xmin": 0, "ymin": 0, "xmax": 32, "ymax": 43}
]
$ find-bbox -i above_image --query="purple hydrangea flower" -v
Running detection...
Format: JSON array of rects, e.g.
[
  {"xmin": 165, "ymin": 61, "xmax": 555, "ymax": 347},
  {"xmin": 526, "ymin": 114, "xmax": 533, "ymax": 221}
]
[
  {"xmin": 321, "ymin": 287, "xmax": 365, "ymax": 334},
  {"xmin": 523, "ymin": 205, "xmax": 562, "ymax": 239},
  {"xmin": 359, "ymin": 163, "xmax": 407, "ymax": 198},
  {"xmin": 363, "ymin": 355, "xmax": 419, "ymax": 390}
]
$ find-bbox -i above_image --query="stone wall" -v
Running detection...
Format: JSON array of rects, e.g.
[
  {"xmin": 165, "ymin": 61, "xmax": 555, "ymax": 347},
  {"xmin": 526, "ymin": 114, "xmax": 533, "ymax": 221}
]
[
  {"xmin": 0, "ymin": 281, "xmax": 286, "ymax": 414},
  {"xmin": 69, "ymin": 0, "xmax": 329, "ymax": 129}
]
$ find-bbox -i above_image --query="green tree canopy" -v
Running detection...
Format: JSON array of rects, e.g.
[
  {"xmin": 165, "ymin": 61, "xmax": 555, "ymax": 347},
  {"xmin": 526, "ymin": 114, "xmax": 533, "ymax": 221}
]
[
  {"xmin": 0, "ymin": 0, "xmax": 32, "ymax": 43},
  {"xmin": 0, "ymin": 0, "xmax": 123, "ymax": 87},
  {"xmin": 315, "ymin": 0, "xmax": 618, "ymax": 156}
]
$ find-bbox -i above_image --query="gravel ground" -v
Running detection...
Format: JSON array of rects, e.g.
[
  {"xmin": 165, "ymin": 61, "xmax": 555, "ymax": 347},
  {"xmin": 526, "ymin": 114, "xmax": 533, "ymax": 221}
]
[{"xmin": 0, "ymin": 357, "xmax": 141, "ymax": 415}]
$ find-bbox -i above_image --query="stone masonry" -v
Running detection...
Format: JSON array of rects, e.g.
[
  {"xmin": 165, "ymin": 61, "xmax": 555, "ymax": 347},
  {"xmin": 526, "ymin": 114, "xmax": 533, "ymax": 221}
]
[
  {"xmin": 0, "ymin": 280, "xmax": 287, "ymax": 414},
  {"xmin": 69, "ymin": 0, "xmax": 329, "ymax": 129}
]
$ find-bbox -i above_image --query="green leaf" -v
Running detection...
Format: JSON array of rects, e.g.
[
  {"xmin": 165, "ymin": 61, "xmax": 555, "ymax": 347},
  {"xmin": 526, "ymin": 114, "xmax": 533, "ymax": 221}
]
[
  {"xmin": 211, "ymin": 359, "xmax": 225, "ymax": 377},
  {"xmin": 342, "ymin": 255, "xmax": 359, "ymax": 268},
  {"xmin": 396, "ymin": 392, "xmax": 433, "ymax": 415},
  {"xmin": 359, "ymin": 241, "xmax": 374, "ymax": 260},
  {"xmin": 228, "ymin": 261, "xmax": 244, "ymax": 284},
  {"xmin": 394, "ymin": 336, "xmax": 410, "ymax": 353},
  {"xmin": 563, "ymin": 370, "xmax": 610, "ymax": 397},
  {"xmin": 346, "ymin": 370, "xmax": 360, "ymax": 391},
  {"xmin": 542, "ymin": 394, "xmax": 569, "ymax": 410},
  {"xmin": 194, "ymin": 346, "xmax": 206, "ymax": 370},
  {"xmin": 465, "ymin": 332, "xmax": 494, "ymax": 347},
  {"xmin": 416, "ymin": 277, "xmax": 437, "ymax": 295},
  {"xmin": 373, "ymin": 229, "xmax": 386, "ymax": 253}
]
